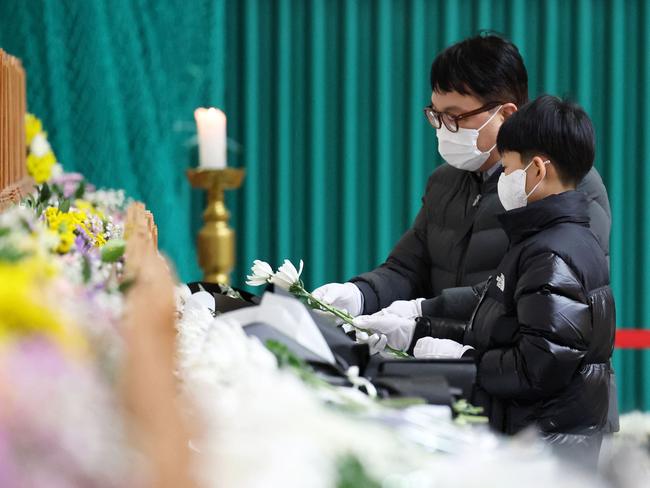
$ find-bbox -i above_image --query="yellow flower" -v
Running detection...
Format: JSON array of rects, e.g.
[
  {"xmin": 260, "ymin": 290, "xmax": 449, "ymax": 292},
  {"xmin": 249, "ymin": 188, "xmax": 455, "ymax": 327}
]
[
  {"xmin": 71, "ymin": 209, "xmax": 88, "ymax": 225},
  {"xmin": 27, "ymin": 151, "xmax": 56, "ymax": 184},
  {"xmin": 57, "ymin": 231, "xmax": 75, "ymax": 254},
  {"xmin": 25, "ymin": 113, "xmax": 43, "ymax": 146},
  {"xmin": 44, "ymin": 206, "xmax": 106, "ymax": 252},
  {"xmin": 44, "ymin": 208, "xmax": 72, "ymax": 253},
  {"xmin": 0, "ymin": 259, "xmax": 85, "ymax": 353},
  {"xmin": 44, "ymin": 206, "xmax": 61, "ymax": 223},
  {"xmin": 75, "ymin": 199, "xmax": 106, "ymax": 221},
  {"xmin": 44, "ymin": 207, "xmax": 66, "ymax": 233},
  {"xmin": 25, "ymin": 114, "xmax": 57, "ymax": 184},
  {"xmin": 93, "ymin": 232, "xmax": 107, "ymax": 247}
]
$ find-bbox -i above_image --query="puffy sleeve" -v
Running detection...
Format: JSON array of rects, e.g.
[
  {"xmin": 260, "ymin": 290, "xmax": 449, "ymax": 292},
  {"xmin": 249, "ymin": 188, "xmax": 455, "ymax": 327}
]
[{"xmin": 477, "ymin": 252, "xmax": 590, "ymax": 401}]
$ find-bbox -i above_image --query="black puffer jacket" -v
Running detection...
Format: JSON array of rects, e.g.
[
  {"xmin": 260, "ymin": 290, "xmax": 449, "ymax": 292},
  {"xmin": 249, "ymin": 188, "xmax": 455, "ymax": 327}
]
[
  {"xmin": 462, "ymin": 191, "xmax": 615, "ymax": 439},
  {"xmin": 350, "ymin": 164, "xmax": 611, "ymax": 316}
]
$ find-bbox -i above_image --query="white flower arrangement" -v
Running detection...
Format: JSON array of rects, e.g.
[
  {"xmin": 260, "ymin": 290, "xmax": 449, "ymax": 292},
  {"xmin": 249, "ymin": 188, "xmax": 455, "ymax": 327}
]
[
  {"xmin": 246, "ymin": 259, "xmax": 408, "ymax": 357},
  {"xmin": 175, "ymin": 292, "xmax": 610, "ymax": 488}
]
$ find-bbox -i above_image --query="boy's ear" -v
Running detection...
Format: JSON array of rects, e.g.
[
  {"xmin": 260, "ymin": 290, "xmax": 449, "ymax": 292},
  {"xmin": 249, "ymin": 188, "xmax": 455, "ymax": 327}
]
[
  {"xmin": 531, "ymin": 156, "xmax": 549, "ymax": 178},
  {"xmin": 501, "ymin": 103, "xmax": 518, "ymax": 120}
]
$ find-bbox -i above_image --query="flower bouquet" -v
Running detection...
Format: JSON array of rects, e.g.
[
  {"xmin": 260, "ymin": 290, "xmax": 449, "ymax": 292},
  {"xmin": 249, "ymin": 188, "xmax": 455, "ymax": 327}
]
[{"xmin": 246, "ymin": 259, "xmax": 408, "ymax": 357}]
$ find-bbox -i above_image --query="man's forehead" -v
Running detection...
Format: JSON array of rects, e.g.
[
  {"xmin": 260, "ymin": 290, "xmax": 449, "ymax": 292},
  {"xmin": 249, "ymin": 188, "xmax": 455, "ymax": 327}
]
[{"xmin": 430, "ymin": 90, "xmax": 481, "ymax": 112}]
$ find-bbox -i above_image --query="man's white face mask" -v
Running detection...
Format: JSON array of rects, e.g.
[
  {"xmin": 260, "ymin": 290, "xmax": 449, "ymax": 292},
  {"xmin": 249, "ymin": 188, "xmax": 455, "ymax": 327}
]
[
  {"xmin": 497, "ymin": 159, "xmax": 550, "ymax": 211},
  {"xmin": 436, "ymin": 105, "xmax": 502, "ymax": 171}
]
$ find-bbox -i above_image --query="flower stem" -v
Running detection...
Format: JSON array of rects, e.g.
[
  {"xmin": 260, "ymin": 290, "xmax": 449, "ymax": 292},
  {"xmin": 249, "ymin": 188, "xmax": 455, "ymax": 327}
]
[{"xmin": 290, "ymin": 285, "xmax": 409, "ymax": 358}]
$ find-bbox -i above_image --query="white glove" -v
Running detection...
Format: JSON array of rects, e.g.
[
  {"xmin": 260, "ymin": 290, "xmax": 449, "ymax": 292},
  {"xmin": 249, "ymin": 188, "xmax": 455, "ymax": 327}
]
[
  {"xmin": 380, "ymin": 298, "xmax": 425, "ymax": 319},
  {"xmin": 413, "ymin": 337, "xmax": 474, "ymax": 359},
  {"xmin": 312, "ymin": 282, "xmax": 364, "ymax": 318},
  {"xmin": 355, "ymin": 331, "xmax": 388, "ymax": 355},
  {"xmin": 353, "ymin": 312, "xmax": 415, "ymax": 351}
]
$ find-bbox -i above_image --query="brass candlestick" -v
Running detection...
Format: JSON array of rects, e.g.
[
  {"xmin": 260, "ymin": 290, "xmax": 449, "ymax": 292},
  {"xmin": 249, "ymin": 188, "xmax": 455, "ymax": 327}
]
[{"xmin": 187, "ymin": 168, "xmax": 245, "ymax": 284}]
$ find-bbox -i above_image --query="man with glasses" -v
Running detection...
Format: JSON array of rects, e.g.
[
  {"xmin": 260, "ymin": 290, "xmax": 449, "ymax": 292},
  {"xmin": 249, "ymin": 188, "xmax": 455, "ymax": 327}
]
[
  {"xmin": 312, "ymin": 34, "xmax": 616, "ymax": 431},
  {"xmin": 314, "ymin": 33, "xmax": 610, "ymax": 324}
]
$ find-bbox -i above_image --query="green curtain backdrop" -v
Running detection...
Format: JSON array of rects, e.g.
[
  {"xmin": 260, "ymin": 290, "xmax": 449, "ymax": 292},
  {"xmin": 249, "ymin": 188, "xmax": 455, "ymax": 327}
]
[
  {"xmin": 224, "ymin": 0, "xmax": 650, "ymax": 412},
  {"xmin": 0, "ymin": 0, "xmax": 226, "ymax": 279},
  {"xmin": 0, "ymin": 0, "xmax": 648, "ymax": 412}
]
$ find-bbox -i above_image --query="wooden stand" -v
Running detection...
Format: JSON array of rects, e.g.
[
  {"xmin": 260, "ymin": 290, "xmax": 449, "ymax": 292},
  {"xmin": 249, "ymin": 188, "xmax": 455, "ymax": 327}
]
[{"xmin": 0, "ymin": 49, "xmax": 27, "ymax": 194}]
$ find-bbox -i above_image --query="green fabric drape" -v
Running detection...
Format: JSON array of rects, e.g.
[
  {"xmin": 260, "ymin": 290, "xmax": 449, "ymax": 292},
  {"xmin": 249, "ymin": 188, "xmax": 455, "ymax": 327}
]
[
  {"xmin": 0, "ymin": 0, "xmax": 227, "ymax": 280},
  {"xmin": 0, "ymin": 0, "xmax": 648, "ymax": 411},
  {"xmin": 225, "ymin": 0, "xmax": 650, "ymax": 412}
]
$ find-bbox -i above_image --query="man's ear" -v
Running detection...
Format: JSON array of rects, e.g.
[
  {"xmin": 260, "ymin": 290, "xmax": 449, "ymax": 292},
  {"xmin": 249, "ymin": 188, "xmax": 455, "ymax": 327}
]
[{"xmin": 501, "ymin": 103, "xmax": 518, "ymax": 120}]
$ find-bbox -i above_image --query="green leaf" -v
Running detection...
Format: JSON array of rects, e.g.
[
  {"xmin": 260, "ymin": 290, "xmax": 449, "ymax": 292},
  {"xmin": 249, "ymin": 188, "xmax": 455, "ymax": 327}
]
[
  {"xmin": 58, "ymin": 199, "xmax": 71, "ymax": 213},
  {"xmin": 19, "ymin": 219, "xmax": 31, "ymax": 232},
  {"xmin": 336, "ymin": 454, "xmax": 381, "ymax": 488},
  {"xmin": 265, "ymin": 340, "xmax": 326, "ymax": 387},
  {"xmin": 82, "ymin": 255, "xmax": 92, "ymax": 283},
  {"xmin": 74, "ymin": 180, "xmax": 86, "ymax": 199},
  {"xmin": 51, "ymin": 184, "xmax": 64, "ymax": 198},
  {"xmin": 266, "ymin": 339, "xmax": 306, "ymax": 370},
  {"xmin": 118, "ymin": 278, "xmax": 136, "ymax": 294},
  {"xmin": 218, "ymin": 283, "xmax": 244, "ymax": 300},
  {"xmin": 38, "ymin": 183, "xmax": 51, "ymax": 203},
  {"xmin": 0, "ymin": 246, "xmax": 27, "ymax": 263},
  {"xmin": 452, "ymin": 399, "xmax": 484, "ymax": 415},
  {"xmin": 22, "ymin": 194, "xmax": 35, "ymax": 208},
  {"xmin": 452, "ymin": 399, "xmax": 489, "ymax": 425},
  {"xmin": 0, "ymin": 228, "xmax": 9, "ymax": 238},
  {"xmin": 377, "ymin": 397, "xmax": 427, "ymax": 409},
  {"xmin": 101, "ymin": 238, "xmax": 126, "ymax": 263}
]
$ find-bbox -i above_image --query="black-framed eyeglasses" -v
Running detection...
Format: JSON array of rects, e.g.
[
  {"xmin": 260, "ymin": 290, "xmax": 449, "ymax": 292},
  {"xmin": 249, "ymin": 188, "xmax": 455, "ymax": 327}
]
[{"xmin": 423, "ymin": 101, "xmax": 504, "ymax": 133}]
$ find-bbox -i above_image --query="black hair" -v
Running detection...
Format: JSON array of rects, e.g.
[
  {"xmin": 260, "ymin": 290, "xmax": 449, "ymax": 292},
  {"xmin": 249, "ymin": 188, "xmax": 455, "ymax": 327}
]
[
  {"xmin": 496, "ymin": 95, "xmax": 595, "ymax": 185},
  {"xmin": 430, "ymin": 33, "xmax": 528, "ymax": 107}
]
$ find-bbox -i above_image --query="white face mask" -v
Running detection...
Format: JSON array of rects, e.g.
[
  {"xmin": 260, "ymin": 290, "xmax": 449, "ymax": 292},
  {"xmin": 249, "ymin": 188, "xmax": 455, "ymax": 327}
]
[
  {"xmin": 497, "ymin": 159, "xmax": 550, "ymax": 211},
  {"xmin": 436, "ymin": 105, "xmax": 502, "ymax": 171}
]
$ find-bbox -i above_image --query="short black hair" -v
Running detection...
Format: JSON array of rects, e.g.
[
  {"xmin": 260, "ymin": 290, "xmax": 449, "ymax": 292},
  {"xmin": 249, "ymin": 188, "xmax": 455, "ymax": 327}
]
[
  {"xmin": 497, "ymin": 95, "xmax": 595, "ymax": 185},
  {"xmin": 430, "ymin": 33, "xmax": 528, "ymax": 107}
]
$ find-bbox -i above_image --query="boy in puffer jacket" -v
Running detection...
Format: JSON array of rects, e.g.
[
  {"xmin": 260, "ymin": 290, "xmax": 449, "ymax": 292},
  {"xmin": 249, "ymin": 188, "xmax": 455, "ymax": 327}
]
[{"xmin": 415, "ymin": 95, "xmax": 615, "ymax": 466}]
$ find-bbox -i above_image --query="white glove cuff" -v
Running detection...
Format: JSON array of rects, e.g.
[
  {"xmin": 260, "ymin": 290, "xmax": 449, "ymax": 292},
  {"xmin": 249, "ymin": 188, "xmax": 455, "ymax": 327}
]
[
  {"xmin": 343, "ymin": 282, "xmax": 363, "ymax": 317},
  {"xmin": 414, "ymin": 297, "xmax": 425, "ymax": 317}
]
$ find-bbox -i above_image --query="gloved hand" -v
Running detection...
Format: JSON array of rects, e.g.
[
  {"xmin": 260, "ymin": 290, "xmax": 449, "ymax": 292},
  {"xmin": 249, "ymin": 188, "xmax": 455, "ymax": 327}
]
[
  {"xmin": 312, "ymin": 282, "xmax": 364, "ymax": 319},
  {"xmin": 380, "ymin": 298, "xmax": 425, "ymax": 319},
  {"xmin": 353, "ymin": 313, "xmax": 415, "ymax": 351},
  {"xmin": 413, "ymin": 337, "xmax": 474, "ymax": 359},
  {"xmin": 355, "ymin": 331, "xmax": 388, "ymax": 355}
]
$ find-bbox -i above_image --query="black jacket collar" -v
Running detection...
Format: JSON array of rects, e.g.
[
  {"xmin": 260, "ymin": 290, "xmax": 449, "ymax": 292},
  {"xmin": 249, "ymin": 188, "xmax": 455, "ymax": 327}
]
[
  {"xmin": 464, "ymin": 164, "xmax": 503, "ymax": 191},
  {"xmin": 498, "ymin": 191, "xmax": 590, "ymax": 245},
  {"xmin": 483, "ymin": 164, "xmax": 503, "ymax": 191}
]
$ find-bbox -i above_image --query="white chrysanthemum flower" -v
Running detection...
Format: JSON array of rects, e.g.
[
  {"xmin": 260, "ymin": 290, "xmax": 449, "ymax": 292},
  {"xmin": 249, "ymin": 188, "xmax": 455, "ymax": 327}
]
[
  {"xmin": 30, "ymin": 132, "xmax": 52, "ymax": 157},
  {"xmin": 50, "ymin": 163, "xmax": 64, "ymax": 179},
  {"xmin": 270, "ymin": 259, "xmax": 303, "ymax": 290},
  {"xmin": 1, "ymin": 204, "xmax": 34, "ymax": 228},
  {"xmin": 174, "ymin": 284, "xmax": 193, "ymax": 314},
  {"xmin": 246, "ymin": 259, "xmax": 274, "ymax": 286}
]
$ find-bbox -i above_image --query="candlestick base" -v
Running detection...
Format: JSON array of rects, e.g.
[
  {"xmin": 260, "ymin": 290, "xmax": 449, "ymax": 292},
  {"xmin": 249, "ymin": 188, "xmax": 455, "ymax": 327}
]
[{"xmin": 187, "ymin": 168, "xmax": 245, "ymax": 284}]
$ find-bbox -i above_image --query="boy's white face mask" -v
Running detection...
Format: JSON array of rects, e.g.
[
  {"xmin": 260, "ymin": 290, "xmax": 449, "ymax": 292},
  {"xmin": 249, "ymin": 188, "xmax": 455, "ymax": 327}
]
[
  {"xmin": 497, "ymin": 159, "xmax": 550, "ymax": 211},
  {"xmin": 436, "ymin": 105, "xmax": 502, "ymax": 171}
]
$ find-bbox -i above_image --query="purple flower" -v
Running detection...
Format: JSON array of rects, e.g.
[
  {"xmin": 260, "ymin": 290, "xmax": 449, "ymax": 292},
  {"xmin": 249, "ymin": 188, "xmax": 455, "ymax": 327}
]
[
  {"xmin": 0, "ymin": 339, "xmax": 132, "ymax": 487},
  {"xmin": 0, "ymin": 426, "xmax": 20, "ymax": 488},
  {"xmin": 74, "ymin": 232, "xmax": 93, "ymax": 255},
  {"xmin": 50, "ymin": 173, "xmax": 95, "ymax": 199}
]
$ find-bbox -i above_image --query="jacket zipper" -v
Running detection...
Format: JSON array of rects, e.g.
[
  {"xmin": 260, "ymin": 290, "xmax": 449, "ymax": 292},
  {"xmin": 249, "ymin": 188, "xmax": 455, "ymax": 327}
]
[
  {"xmin": 468, "ymin": 275, "xmax": 492, "ymax": 333},
  {"xmin": 454, "ymin": 186, "xmax": 482, "ymax": 287}
]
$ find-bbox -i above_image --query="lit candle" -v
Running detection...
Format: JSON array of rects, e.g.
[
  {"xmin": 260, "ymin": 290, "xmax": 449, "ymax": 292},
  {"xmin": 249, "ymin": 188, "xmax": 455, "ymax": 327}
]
[{"xmin": 194, "ymin": 107, "xmax": 227, "ymax": 169}]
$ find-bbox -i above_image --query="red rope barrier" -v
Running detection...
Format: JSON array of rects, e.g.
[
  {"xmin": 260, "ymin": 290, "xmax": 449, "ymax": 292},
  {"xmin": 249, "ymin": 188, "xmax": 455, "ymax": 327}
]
[{"xmin": 615, "ymin": 329, "xmax": 650, "ymax": 349}]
